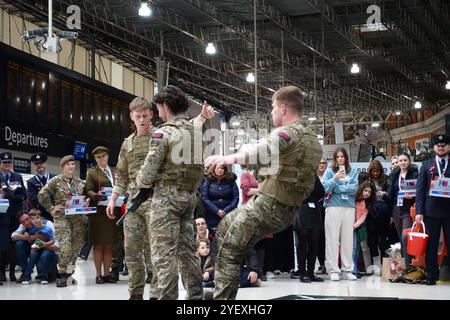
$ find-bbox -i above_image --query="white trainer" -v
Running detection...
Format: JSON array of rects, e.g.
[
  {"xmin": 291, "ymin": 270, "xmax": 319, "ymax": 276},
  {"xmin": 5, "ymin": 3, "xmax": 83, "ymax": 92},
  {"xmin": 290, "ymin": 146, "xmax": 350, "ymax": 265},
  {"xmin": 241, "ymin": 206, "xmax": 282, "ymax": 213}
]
[
  {"xmin": 342, "ymin": 272, "xmax": 357, "ymax": 280},
  {"xmin": 330, "ymin": 273, "xmax": 340, "ymax": 281}
]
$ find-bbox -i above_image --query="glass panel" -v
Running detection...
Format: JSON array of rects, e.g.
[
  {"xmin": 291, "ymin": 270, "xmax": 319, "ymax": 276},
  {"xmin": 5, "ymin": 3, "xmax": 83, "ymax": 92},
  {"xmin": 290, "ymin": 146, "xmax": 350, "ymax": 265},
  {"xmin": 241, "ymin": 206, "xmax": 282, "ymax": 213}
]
[
  {"xmin": 60, "ymin": 79, "xmax": 72, "ymax": 136},
  {"xmin": 6, "ymin": 61, "xmax": 21, "ymax": 124},
  {"xmin": 48, "ymin": 73, "xmax": 60, "ymax": 133}
]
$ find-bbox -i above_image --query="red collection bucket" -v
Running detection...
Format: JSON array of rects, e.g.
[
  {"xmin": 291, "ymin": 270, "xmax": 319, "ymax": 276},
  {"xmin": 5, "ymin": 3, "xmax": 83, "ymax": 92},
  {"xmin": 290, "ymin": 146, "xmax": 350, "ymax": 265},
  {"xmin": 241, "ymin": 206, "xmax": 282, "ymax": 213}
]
[{"xmin": 407, "ymin": 221, "xmax": 429, "ymax": 257}]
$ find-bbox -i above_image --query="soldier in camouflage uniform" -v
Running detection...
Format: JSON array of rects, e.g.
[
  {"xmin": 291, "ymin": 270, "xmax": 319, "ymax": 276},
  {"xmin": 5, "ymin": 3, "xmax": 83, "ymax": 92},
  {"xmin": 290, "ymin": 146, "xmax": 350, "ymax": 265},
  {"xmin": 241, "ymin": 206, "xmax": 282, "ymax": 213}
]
[
  {"xmin": 205, "ymin": 86, "xmax": 323, "ymax": 300},
  {"xmin": 136, "ymin": 85, "xmax": 206, "ymax": 300},
  {"xmin": 38, "ymin": 155, "xmax": 87, "ymax": 287},
  {"xmin": 106, "ymin": 97, "xmax": 159, "ymax": 300}
]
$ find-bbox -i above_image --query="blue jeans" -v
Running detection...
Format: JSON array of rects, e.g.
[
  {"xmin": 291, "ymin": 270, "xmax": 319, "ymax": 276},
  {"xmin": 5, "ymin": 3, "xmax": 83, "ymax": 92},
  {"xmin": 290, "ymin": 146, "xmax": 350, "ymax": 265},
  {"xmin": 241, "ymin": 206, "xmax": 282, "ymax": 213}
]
[
  {"xmin": 25, "ymin": 249, "xmax": 58, "ymax": 281},
  {"xmin": 15, "ymin": 240, "xmax": 31, "ymax": 273}
]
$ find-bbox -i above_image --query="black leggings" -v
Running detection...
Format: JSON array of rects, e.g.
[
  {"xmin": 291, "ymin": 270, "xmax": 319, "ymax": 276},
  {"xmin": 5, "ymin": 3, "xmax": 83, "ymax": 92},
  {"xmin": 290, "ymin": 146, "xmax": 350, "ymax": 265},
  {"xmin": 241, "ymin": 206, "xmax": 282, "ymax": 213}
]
[{"xmin": 297, "ymin": 228, "xmax": 320, "ymax": 276}]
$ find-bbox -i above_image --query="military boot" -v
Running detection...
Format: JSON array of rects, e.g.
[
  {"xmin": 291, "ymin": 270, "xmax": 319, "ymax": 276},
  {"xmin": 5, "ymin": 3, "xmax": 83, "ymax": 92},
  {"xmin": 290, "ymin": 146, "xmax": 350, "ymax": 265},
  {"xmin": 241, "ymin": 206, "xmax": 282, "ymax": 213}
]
[
  {"xmin": 110, "ymin": 267, "xmax": 120, "ymax": 282},
  {"xmin": 0, "ymin": 271, "xmax": 6, "ymax": 282},
  {"xmin": 129, "ymin": 294, "xmax": 143, "ymax": 300},
  {"xmin": 56, "ymin": 273, "xmax": 67, "ymax": 287},
  {"xmin": 145, "ymin": 272, "xmax": 152, "ymax": 284}
]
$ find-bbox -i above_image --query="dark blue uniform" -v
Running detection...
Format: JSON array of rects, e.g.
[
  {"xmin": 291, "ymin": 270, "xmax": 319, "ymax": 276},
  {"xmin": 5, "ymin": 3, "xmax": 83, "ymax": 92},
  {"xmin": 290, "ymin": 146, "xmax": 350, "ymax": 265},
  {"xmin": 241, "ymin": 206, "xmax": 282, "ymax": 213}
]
[
  {"xmin": 416, "ymin": 156, "xmax": 450, "ymax": 282},
  {"xmin": 1, "ymin": 170, "xmax": 27, "ymax": 280},
  {"xmin": 27, "ymin": 173, "xmax": 55, "ymax": 222}
]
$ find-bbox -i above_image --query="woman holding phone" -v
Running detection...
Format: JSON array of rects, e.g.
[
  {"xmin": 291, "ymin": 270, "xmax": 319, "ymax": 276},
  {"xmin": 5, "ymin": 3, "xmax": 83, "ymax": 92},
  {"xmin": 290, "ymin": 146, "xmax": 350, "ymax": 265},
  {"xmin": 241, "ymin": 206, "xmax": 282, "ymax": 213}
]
[{"xmin": 322, "ymin": 147, "xmax": 359, "ymax": 281}]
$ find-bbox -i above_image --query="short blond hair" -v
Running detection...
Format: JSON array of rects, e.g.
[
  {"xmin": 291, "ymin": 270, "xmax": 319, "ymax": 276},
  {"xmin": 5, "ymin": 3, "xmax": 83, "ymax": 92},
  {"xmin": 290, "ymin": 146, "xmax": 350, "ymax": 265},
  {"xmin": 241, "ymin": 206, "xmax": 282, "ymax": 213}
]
[{"xmin": 129, "ymin": 97, "xmax": 152, "ymax": 112}]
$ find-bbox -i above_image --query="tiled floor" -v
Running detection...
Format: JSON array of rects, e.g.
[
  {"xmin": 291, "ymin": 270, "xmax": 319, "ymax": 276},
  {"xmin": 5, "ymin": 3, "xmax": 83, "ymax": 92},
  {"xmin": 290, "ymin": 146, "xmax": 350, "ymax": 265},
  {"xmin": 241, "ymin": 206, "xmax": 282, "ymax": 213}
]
[{"xmin": 1, "ymin": 257, "xmax": 449, "ymax": 300}]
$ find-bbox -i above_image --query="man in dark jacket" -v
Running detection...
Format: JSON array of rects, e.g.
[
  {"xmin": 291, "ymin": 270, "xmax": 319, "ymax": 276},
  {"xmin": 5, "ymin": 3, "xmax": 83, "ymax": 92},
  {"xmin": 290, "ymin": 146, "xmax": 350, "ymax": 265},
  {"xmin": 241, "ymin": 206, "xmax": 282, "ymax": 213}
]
[
  {"xmin": 27, "ymin": 153, "xmax": 55, "ymax": 222},
  {"xmin": 416, "ymin": 134, "xmax": 450, "ymax": 285},
  {"xmin": 0, "ymin": 151, "xmax": 27, "ymax": 282}
]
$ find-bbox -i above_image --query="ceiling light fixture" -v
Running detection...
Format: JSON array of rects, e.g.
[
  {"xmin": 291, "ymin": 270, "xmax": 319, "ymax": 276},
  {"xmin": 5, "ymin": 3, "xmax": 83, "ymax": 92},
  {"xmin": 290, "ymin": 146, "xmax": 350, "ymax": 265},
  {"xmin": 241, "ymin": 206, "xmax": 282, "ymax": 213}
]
[
  {"xmin": 395, "ymin": 111, "xmax": 401, "ymax": 116},
  {"xmin": 246, "ymin": 72, "xmax": 255, "ymax": 83},
  {"xmin": 414, "ymin": 101, "xmax": 422, "ymax": 109},
  {"xmin": 139, "ymin": 2, "xmax": 152, "ymax": 17},
  {"xmin": 350, "ymin": 63, "xmax": 360, "ymax": 74},
  {"xmin": 308, "ymin": 117, "xmax": 317, "ymax": 121},
  {"xmin": 205, "ymin": 42, "xmax": 216, "ymax": 55},
  {"xmin": 446, "ymin": 81, "xmax": 450, "ymax": 90},
  {"xmin": 371, "ymin": 122, "xmax": 380, "ymax": 127}
]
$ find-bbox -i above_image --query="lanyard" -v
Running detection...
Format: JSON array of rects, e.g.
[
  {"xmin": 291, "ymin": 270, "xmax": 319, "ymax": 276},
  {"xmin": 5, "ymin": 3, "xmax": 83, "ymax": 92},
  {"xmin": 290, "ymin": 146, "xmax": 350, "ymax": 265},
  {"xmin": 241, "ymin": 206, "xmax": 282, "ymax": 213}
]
[
  {"xmin": 436, "ymin": 157, "xmax": 448, "ymax": 177},
  {"xmin": 35, "ymin": 172, "xmax": 49, "ymax": 188},
  {"xmin": 65, "ymin": 178, "xmax": 78, "ymax": 196},
  {"xmin": 398, "ymin": 172, "xmax": 406, "ymax": 191}
]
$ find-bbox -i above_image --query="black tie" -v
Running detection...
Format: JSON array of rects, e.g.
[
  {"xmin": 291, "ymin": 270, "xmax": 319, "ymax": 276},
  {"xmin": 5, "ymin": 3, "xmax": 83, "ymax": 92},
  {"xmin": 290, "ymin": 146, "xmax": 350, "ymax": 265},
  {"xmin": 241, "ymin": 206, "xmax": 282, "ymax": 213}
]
[
  {"xmin": 441, "ymin": 159, "xmax": 446, "ymax": 173},
  {"xmin": 41, "ymin": 175, "xmax": 47, "ymax": 185}
]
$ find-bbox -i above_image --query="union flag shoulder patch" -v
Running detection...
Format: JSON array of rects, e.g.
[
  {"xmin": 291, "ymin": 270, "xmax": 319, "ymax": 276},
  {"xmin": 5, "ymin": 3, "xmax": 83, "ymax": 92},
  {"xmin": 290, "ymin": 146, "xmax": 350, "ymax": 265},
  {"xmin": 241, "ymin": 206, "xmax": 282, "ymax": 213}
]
[
  {"xmin": 277, "ymin": 132, "xmax": 291, "ymax": 141},
  {"xmin": 152, "ymin": 133, "xmax": 163, "ymax": 139}
]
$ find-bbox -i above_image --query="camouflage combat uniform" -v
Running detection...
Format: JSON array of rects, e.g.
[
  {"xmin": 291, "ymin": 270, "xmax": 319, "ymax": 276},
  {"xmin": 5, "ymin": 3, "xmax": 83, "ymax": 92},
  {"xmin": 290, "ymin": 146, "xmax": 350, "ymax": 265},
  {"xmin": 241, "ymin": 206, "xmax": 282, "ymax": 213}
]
[
  {"xmin": 38, "ymin": 175, "xmax": 86, "ymax": 276},
  {"xmin": 113, "ymin": 130, "xmax": 158, "ymax": 298},
  {"xmin": 137, "ymin": 114, "xmax": 204, "ymax": 300},
  {"xmin": 213, "ymin": 121, "xmax": 322, "ymax": 300}
]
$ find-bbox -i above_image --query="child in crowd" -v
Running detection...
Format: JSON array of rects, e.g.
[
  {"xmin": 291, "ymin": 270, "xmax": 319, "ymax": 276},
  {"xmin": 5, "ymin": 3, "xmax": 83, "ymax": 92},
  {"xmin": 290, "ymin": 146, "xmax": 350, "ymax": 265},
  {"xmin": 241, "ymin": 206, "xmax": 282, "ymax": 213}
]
[
  {"xmin": 196, "ymin": 239, "xmax": 214, "ymax": 288},
  {"xmin": 22, "ymin": 209, "xmax": 55, "ymax": 284},
  {"xmin": 353, "ymin": 180, "xmax": 376, "ymax": 277}
]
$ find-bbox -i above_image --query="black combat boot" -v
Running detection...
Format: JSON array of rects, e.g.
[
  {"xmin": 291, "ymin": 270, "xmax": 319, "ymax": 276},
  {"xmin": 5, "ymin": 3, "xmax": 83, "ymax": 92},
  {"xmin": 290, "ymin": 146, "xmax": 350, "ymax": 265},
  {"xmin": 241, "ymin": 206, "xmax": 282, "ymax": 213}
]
[
  {"xmin": 0, "ymin": 271, "xmax": 6, "ymax": 282},
  {"xmin": 56, "ymin": 273, "xmax": 67, "ymax": 287},
  {"xmin": 129, "ymin": 294, "xmax": 143, "ymax": 300},
  {"xmin": 110, "ymin": 267, "xmax": 119, "ymax": 282},
  {"xmin": 145, "ymin": 272, "xmax": 152, "ymax": 284}
]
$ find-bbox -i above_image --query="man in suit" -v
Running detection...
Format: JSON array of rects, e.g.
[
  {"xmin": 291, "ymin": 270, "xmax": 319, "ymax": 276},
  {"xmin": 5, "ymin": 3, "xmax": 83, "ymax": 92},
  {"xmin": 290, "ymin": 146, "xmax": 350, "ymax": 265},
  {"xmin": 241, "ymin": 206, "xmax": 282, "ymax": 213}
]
[
  {"xmin": 416, "ymin": 133, "xmax": 450, "ymax": 285},
  {"xmin": 27, "ymin": 153, "xmax": 55, "ymax": 222},
  {"xmin": 0, "ymin": 151, "xmax": 27, "ymax": 282}
]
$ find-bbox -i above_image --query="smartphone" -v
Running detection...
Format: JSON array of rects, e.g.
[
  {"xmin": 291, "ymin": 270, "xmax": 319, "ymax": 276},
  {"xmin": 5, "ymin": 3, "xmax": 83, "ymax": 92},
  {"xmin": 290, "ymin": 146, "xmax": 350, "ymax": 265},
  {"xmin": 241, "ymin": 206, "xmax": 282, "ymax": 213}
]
[{"xmin": 338, "ymin": 165, "xmax": 346, "ymax": 174}]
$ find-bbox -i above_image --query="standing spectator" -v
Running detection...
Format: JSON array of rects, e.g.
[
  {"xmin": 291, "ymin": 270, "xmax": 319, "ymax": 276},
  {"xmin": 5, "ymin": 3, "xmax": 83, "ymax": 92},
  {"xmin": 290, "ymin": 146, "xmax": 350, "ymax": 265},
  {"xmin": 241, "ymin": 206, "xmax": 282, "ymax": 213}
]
[
  {"xmin": 391, "ymin": 156, "xmax": 399, "ymax": 172},
  {"xmin": 85, "ymin": 146, "xmax": 120, "ymax": 284},
  {"xmin": 0, "ymin": 151, "xmax": 27, "ymax": 282},
  {"xmin": 322, "ymin": 147, "xmax": 358, "ymax": 281},
  {"xmin": 27, "ymin": 153, "xmax": 55, "ymax": 222},
  {"xmin": 11, "ymin": 211, "xmax": 58, "ymax": 284},
  {"xmin": 366, "ymin": 160, "xmax": 391, "ymax": 274},
  {"xmin": 21, "ymin": 209, "xmax": 57, "ymax": 285},
  {"xmin": 195, "ymin": 217, "xmax": 210, "ymax": 242},
  {"xmin": 201, "ymin": 164, "xmax": 239, "ymax": 232},
  {"xmin": 240, "ymin": 165, "xmax": 259, "ymax": 205},
  {"xmin": 386, "ymin": 153, "xmax": 418, "ymax": 267},
  {"xmin": 292, "ymin": 175, "xmax": 325, "ymax": 283},
  {"xmin": 316, "ymin": 158, "xmax": 328, "ymax": 275},
  {"xmin": 353, "ymin": 181, "xmax": 376, "ymax": 277},
  {"xmin": 416, "ymin": 134, "xmax": 450, "ymax": 285},
  {"xmin": 38, "ymin": 155, "xmax": 87, "ymax": 287}
]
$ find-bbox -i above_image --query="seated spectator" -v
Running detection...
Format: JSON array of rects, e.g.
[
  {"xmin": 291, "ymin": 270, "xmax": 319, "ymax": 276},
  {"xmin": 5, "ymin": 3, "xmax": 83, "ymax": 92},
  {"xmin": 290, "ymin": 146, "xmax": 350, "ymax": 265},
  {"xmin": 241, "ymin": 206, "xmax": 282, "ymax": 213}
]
[
  {"xmin": 196, "ymin": 239, "xmax": 214, "ymax": 288},
  {"xmin": 11, "ymin": 210, "xmax": 59, "ymax": 284},
  {"xmin": 201, "ymin": 164, "xmax": 239, "ymax": 232},
  {"xmin": 240, "ymin": 247, "xmax": 263, "ymax": 288},
  {"xmin": 22, "ymin": 209, "xmax": 57, "ymax": 284}
]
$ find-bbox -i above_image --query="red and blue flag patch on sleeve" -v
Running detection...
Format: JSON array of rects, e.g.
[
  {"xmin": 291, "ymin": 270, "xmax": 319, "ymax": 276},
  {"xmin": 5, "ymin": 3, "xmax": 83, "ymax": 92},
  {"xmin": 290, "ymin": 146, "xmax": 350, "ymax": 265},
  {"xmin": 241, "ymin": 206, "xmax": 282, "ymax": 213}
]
[
  {"xmin": 277, "ymin": 132, "xmax": 291, "ymax": 141},
  {"xmin": 152, "ymin": 133, "xmax": 163, "ymax": 139}
]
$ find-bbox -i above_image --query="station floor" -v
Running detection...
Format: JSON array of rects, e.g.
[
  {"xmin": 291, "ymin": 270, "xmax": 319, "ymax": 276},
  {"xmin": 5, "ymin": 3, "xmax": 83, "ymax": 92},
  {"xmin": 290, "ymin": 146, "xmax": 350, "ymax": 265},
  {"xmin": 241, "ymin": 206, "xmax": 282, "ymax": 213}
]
[{"xmin": 1, "ymin": 255, "xmax": 449, "ymax": 300}]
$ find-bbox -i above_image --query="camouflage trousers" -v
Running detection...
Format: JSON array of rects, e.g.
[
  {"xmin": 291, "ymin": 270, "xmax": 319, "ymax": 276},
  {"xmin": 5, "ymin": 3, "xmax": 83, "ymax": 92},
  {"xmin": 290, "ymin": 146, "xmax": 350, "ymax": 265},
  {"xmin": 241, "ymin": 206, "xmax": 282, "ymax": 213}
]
[
  {"xmin": 213, "ymin": 194, "xmax": 296, "ymax": 300},
  {"xmin": 149, "ymin": 186, "xmax": 203, "ymax": 300},
  {"xmin": 111, "ymin": 222, "xmax": 124, "ymax": 273},
  {"xmin": 123, "ymin": 200, "xmax": 158, "ymax": 298},
  {"xmin": 54, "ymin": 214, "xmax": 87, "ymax": 274}
]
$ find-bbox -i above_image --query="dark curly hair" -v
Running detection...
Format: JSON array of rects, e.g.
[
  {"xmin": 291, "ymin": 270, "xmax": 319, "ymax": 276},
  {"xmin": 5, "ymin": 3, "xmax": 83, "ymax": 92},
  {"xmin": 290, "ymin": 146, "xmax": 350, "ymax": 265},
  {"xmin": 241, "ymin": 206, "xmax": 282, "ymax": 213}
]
[{"xmin": 153, "ymin": 85, "xmax": 190, "ymax": 114}]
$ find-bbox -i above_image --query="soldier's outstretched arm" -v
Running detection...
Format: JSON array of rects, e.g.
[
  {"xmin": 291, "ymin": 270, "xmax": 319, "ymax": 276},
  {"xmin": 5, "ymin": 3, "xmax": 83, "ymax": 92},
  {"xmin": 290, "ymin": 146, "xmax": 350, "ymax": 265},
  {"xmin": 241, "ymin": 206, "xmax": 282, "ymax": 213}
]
[
  {"xmin": 192, "ymin": 100, "xmax": 216, "ymax": 127},
  {"xmin": 136, "ymin": 128, "xmax": 169, "ymax": 189}
]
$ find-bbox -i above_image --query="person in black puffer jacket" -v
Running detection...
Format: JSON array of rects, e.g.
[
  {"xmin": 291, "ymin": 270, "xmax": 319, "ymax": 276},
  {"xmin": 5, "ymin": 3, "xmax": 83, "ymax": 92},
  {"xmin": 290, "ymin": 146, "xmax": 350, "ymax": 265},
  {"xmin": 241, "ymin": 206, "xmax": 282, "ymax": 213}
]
[{"xmin": 386, "ymin": 153, "xmax": 418, "ymax": 267}]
